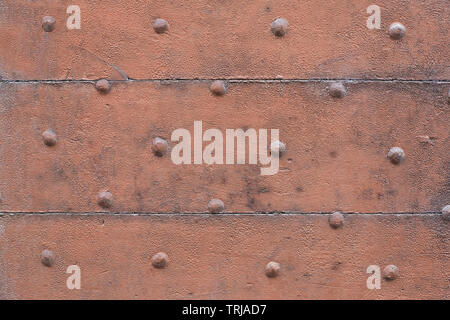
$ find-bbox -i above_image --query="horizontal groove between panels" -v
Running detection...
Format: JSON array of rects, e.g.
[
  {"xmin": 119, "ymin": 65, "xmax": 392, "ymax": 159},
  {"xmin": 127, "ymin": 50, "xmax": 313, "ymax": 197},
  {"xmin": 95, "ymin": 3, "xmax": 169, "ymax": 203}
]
[
  {"xmin": 0, "ymin": 211, "xmax": 444, "ymax": 216},
  {"xmin": 1, "ymin": 78, "xmax": 450, "ymax": 84}
]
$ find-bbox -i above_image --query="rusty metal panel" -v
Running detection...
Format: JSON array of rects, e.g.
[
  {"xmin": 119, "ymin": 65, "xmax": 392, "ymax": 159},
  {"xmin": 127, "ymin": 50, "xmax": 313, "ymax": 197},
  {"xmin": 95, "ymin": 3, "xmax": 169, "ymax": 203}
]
[
  {"xmin": 0, "ymin": 0, "xmax": 448, "ymax": 302},
  {"xmin": 0, "ymin": 0, "xmax": 448, "ymax": 80},
  {"xmin": 0, "ymin": 81, "xmax": 448, "ymax": 213},
  {"xmin": 0, "ymin": 214, "xmax": 448, "ymax": 299}
]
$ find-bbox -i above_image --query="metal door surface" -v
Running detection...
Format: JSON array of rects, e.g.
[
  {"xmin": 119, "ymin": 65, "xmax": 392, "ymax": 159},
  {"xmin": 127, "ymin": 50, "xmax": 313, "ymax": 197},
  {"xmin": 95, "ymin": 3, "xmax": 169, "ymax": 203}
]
[{"xmin": 0, "ymin": 0, "xmax": 448, "ymax": 300}]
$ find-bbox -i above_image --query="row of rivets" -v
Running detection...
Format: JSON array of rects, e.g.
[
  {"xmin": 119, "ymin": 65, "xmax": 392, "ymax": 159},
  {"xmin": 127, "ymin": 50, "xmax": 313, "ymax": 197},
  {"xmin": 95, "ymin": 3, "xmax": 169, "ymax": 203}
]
[
  {"xmin": 40, "ymin": 248, "xmax": 399, "ymax": 280},
  {"xmin": 92, "ymin": 79, "xmax": 447, "ymax": 105},
  {"xmin": 94, "ymin": 199, "xmax": 450, "ymax": 221},
  {"xmin": 41, "ymin": 15, "xmax": 405, "ymax": 41},
  {"xmin": 94, "ymin": 78, "xmax": 352, "ymax": 99}
]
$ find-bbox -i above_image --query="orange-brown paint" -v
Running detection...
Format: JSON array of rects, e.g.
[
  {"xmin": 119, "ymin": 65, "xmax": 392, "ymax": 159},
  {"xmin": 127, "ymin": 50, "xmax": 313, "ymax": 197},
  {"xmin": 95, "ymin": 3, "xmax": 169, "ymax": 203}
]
[
  {"xmin": 0, "ymin": 214, "xmax": 448, "ymax": 299},
  {"xmin": 0, "ymin": 81, "xmax": 448, "ymax": 213},
  {"xmin": 0, "ymin": 0, "xmax": 448, "ymax": 80},
  {"xmin": 0, "ymin": 0, "xmax": 448, "ymax": 301}
]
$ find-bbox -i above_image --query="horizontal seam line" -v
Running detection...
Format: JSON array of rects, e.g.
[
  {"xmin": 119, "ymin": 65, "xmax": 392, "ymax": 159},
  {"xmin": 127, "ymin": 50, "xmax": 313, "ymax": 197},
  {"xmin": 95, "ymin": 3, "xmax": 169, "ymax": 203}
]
[
  {"xmin": 0, "ymin": 212, "xmax": 443, "ymax": 216},
  {"xmin": 0, "ymin": 78, "xmax": 449, "ymax": 84}
]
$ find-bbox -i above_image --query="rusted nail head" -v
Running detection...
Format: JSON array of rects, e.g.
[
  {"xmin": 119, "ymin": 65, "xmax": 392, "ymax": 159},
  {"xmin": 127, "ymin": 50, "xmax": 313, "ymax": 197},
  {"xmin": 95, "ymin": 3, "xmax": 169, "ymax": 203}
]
[
  {"xmin": 329, "ymin": 211, "xmax": 344, "ymax": 229},
  {"xmin": 442, "ymin": 205, "xmax": 450, "ymax": 220},
  {"xmin": 95, "ymin": 79, "xmax": 112, "ymax": 93},
  {"xmin": 271, "ymin": 18, "xmax": 288, "ymax": 37},
  {"xmin": 208, "ymin": 199, "xmax": 225, "ymax": 213},
  {"xmin": 265, "ymin": 261, "xmax": 281, "ymax": 278},
  {"xmin": 270, "ymin": 140, "xmax": 287, "ymax": 157},
  {"xmin": 42, "ymin": 16, "xmax": 56, "ymax": 32},
  {"xmin": 383, "ymin": 265, "xmax": 399, "ymax": 280},
  {"xmin": 42, "ymin": 129, "xmax": 57, "ymax": 146},
  {"xmin": 151, "ymin": 252, "xmax": 169, "ymax": 269},
  {"xmin": 41, "ymin": 249, "xmax": 55, "ymax": 267},
  {"xmin": 153, "ymin": 18, "xmax": 169, "ymax": 34},
  {"xmin": 97, "ymin": 191, "xmax": 113, "ymax": 208},
  {"xmin": 329, "ymin": 82, "xmax": 347, "ymax": 98},
  {"xmin": 387, "ymin": 147, "xmax": 405, "ymax": 164},
  {"xmin": 152, "ymin": 137, "xmax": 169, "ymax": 157},
  {"xmin": 210, "ymin": 80, "xmax": 227, "ymax": 96},
  {"xmin": 389, "ymin": 22, "xmax": 406, "ymax": 40}
]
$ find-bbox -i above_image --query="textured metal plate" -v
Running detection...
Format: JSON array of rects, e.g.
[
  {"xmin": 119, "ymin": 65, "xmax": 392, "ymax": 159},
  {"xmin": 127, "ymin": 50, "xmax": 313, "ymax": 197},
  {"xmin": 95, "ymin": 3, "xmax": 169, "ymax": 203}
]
[
  {"xmin": 0, "ymin": 214, "xmax": 448, "ymax": 299},
  {"xmin": 0, "ymin": 0, "xmax": 448, "ymax": 80},
  {"xmin": 0, "ymin": 81, "xmax": 448, "ymax": 213},
  {"xmin": 0, "ymin": 0, "xmax": 448, "ymax": 302}
]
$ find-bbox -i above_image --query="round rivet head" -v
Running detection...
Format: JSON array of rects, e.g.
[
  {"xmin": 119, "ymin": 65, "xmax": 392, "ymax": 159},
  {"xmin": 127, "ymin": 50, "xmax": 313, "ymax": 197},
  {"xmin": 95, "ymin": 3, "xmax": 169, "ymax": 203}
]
[
  {"xmin": 383, "ymin": 265, "xmax": 399, "ymax": 280},
  {"xmin": 270, "ymin": 140, "xmax": 287, "ymax": 157},
  {"xmin": 41, "ymin": 249, "xmax": 55, "ymax": 267},
  {"xmin": 208, "ymin": 199, "xmax": 225, "ymax": 213},
  {"xmin": 42, "ymin": 129, "xmax": 57, "ymax": 146},
  {"xmin": 152, "ymin": 137, "xmax": 168, "ymax": 157},
  {"xmin": 95, "ymin": 79, "xmax": 111, "ymax": 93},
  {"xmin": 442, "ymin": 205, "xmax": 450, "ymax": 220},
  {"xmin": 389, "ymin": 22, "xmax": 406, "ymax": 40},
  {"xmin": 153, "ymin": 18, "xmax": 169, "ymax": 34},
  {"xmin": 271, "ymin": 18, "xmax": 288, "ymax": 37},
  {"xmin": 265, "ymin": 261, "xmax": 281, "ymax": 278},
  {"xmin": 329, "ymin": 82, "xmax": 347, "ymax": 98},
  {"xmin": 151, "ymin": 252, "xmax": 169, "ymax": 269},
  {"xmin": 42, "ymin": 16, "xmax": 55, "ymax": 32},
  {"xmin": 97, "ymin": 191, "xmax": 113, "ymax": 208},
  {"xmin": 387, "ymin": 147, "xmax": 405, "ymax": 164},
  {"xmin": 329, "ymin": 211, "xmax": 344, "ymax": 229},
  {"xmin": 210, "ymin": 80, "xmax": 227, "ymax": 96}
]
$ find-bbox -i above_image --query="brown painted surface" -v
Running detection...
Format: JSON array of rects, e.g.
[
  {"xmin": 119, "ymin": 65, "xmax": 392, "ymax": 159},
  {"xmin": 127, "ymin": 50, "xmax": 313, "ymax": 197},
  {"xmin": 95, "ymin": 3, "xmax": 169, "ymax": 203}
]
[
  {"xmin": 0, "ymin": 81, "xmax": 448, "ymax": 213},
  {"xmin": 0, "ymin": 0, "xmax": 448, "ymax": 80},
  {"xmin": 0, "ymin": 214, "xmax": 448, "ymax": 299},
  {"xmin": 0, "ymin": 0, "xmax": 448, "ymax": 301}
]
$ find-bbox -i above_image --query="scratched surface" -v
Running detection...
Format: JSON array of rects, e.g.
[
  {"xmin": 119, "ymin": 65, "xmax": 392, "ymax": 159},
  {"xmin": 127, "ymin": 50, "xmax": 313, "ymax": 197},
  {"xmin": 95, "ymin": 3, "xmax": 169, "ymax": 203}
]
[
  {"xmin": 0, "ymin": 81, "xmax": 448, "ymax": 213},
  {"xmin": 0, "ymin": 0, "xmax": 448, "ymax": 80},
  {"xmin": 0, "ymin": 214, "xmax": 448, "ymax": 299}
]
